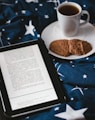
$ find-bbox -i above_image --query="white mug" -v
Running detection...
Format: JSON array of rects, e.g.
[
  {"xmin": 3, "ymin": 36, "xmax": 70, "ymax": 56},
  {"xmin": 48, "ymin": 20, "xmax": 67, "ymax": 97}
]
[{"xmin": 57, "ymin": 2, "xmax": 90, "ymax": 36}]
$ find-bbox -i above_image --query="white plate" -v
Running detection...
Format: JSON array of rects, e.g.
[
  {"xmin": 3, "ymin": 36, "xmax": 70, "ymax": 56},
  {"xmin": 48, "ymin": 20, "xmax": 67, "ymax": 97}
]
[{"xmin": 41, "ymin": 20, "xmax": 95, "ymax": 60}]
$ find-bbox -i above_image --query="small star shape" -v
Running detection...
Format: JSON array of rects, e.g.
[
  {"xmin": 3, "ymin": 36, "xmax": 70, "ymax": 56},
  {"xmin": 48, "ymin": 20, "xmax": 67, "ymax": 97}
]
[
  {"xmin": 6, "ymin": 20, "xmax": 11, "ymax": 24},
  {"xmin": 39, "ymin": 3, "xmax": 43, "ymax": 6},
  {"xmin": 54, "ymin": 107, "xmax": 60, "ymax": 111},
  {"xmin": 70, "ymin": 61, "xmax": 73, "ymax": 64},
  {"xmin": 37, "ymin": 34, "xmax": 40, "ymax": 38},
  {"xmin": 83, "ymin": 4, "xmax": 86, "ymax": 8},
  {"xmin": 44, "ymin": 15, "xmax": 49, "ymax": 19},
  {"xmin": 7, "ymin": 37, "xmax": 11, "ymax": 40},
  {"xmin": 15, "ymin": 0, "xmax": 18, "ymax": 4},
  {"xmin": 55, "ymin": 104, "xmax": 87, "ymax": 120},
  {"xmin": 25, "ymin": 20, "xmax": 35, "ymax": 36},
  {"xmin": 25, "ymin": 116, "xmax": 30, "ymax": 119},
  {"xmin": 2, "ymin": 29, "xmax": 5, "ymax": 32},
  {"xmin": 83, "ymin": 74, "xmax": 87, "ymax": 79},
  {"xmin": 72, "ymin": 64, "xmax": 75, "ymax": 67},
  {"xmin": 86, "ymin": 57, "xmax": 89, "ymax": 60},
  {"xmin": 71, "ymin": 97, "xmax": 74, "ymax": 101},
  {"xmin": 16, "ymin": 12, "xmax": 18, "ymax": 16},
  {"xmin": 21, "ymin": 10, "xmax": 26, "ymax": 14}
]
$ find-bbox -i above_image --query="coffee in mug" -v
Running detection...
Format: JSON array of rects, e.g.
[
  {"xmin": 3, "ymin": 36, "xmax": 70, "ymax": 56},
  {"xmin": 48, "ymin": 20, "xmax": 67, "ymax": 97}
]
[
  {"xmin": 58, "ymin": 4, "xmax": 79, "ymax": 16},
  {"xmin": 57, "ymin": 2, "xmax": 90, "ymax": 36}
]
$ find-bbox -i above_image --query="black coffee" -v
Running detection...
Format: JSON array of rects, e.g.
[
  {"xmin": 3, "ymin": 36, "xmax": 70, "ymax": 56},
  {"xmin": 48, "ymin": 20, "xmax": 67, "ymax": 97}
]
[{"xmin": 58, "ymin": 5, "xmax": 79, "ymax": 16}]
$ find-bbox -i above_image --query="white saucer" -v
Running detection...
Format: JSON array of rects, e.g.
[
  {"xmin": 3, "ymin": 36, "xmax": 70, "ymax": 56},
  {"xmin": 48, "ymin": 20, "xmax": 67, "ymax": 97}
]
[{"xmin": 41, "ymin": 20, "xmax": 95, "ymax": 60}]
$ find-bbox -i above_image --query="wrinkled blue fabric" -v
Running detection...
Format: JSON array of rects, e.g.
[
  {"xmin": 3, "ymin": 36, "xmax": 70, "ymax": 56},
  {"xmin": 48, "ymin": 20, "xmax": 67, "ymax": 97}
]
[{"xmin": 0, "ymin": 0, "xmax": 95, "ymax": 120}]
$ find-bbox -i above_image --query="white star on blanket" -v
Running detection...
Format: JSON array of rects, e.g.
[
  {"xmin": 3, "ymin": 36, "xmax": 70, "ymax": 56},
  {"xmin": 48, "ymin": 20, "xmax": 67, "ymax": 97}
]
[
  {"xmin": 25, "ymin": 0, "xmax": 36, "ymax": 3},
  {"xmin": 25, "ymin": 20, "xmax": 35, "ymax": 36},
  {"xmin": 55, "ymin": 104, "xmax": 87, "ymax": 120}
]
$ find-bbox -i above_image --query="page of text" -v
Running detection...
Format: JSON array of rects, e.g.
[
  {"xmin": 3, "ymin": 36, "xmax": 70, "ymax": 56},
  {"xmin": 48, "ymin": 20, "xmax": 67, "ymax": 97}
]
[{"xmin": 0, "ymin": 44, "xmax": 58, "ymax": 110}]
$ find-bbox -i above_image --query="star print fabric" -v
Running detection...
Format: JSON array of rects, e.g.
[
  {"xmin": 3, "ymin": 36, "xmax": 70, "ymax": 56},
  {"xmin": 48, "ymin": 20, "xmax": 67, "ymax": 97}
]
[
  {"xmin": 0, "ymin": 0, "xmax": 57, "ymax": 46},
  {"xmin": 0, "ymin": 0, "xmax": 95, "ymax": 120}
]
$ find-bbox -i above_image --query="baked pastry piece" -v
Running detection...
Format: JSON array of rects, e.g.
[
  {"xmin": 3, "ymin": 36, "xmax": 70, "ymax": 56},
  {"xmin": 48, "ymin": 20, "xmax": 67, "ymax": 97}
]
[
  {"xmin": 69, "ymin": 39, "xmax": 84, "ymax": 55},
  {"xmin": 82, "ymin": 40, "xmax": 92, "ymax": 54},
  {"xmin": 69, "ymin": 39, "xmax": 92, "ymax": 55},
  {"xmin": 49, "ymin": 39, "xmax": 92, "ymax": 57},
  {"xmin": 49, "ymin": 39, "xmax": 70, "ymax": 57}
]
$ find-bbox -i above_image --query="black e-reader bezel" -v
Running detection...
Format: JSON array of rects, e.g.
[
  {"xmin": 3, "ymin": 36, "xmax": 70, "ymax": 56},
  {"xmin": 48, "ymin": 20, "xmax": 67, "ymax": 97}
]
[{"xmin": 0, "ymin": 40, "xmax": 65, "ymax": 119}]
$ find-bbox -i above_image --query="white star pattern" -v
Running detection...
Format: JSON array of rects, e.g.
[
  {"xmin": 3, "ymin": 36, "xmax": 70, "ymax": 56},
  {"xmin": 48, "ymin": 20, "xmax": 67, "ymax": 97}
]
[
  {"xmin": 71, "ymin": 86, "xmax": 84, "ymax": 95},
  {"xmin": 55, "ymin": 62, "xmax": 59, "ymax": 68},
  {"xmin": 7, "ymin": 37, "xmax": 11, "ymax": 40},
  {"xmin": 47, "ymin": 0, "xmax": 60, "ymax": 6},
  {"xmin": 44, "ymin": 15, "xmax": 49, "ymax": 19},
  {"xmin": 15, "ymin": 12, "xmax": 18, "ymax": 16},
  {"xmin": 39, "ymin": 3, "xmax": 43, "ymax": 6},
  {"xmin": 6, "ymin": 20, "xmax": 11, "ymax": 24},
  {"xmin": 25, "ymin": 20, "xmax": 35, "ymax": 36},
  {"xmin": 21, "ymin": 10, "xmax": 26, "ymax": 14},
  {"xmin": 15, "ymin": 0, "xmax": 18, "ymax": 4},
  {"xmin": 71, "ymin": 97, "xmax": 74, "ymax": 101},
  {"xmin": 86, "ymin": 57, "xmax": 89, "ymax": 60},
  {"xmin": 25, "ymin": 116, "xmax": 30, "ymax": 119},
  {"xmin": 54, "ymin": 107, "xmax": 60, "ymax": 111},
  {"xmin": 70, "ymin": 61, "xmax": 73, "ymax": 64},
  {"xmin": 58, "ymin": 72, "xmax": 64, "ymax": 78},
  {"xmin": 83, "ymin": 74, "xmax": 87, "ymax": 79},
  {"xmin": 2, "ymin": 28, "xmax": 5, "ymax": 32},
  {"xmin": 57, "ymin": 64, "xmax": 62, "ymax": 71},
  {"xmin": 83, "ymin": 4, "xmax": 86, "ymax": 8},
  {"xmin": 25, "ymin": 0, "xmax": 36, "ymax": 3},
  {"xmin": 37, "ymin": 34, "xmax": 40, "ymax": 38},
  {"xmin": 55, "ymin": 104, "xmax": 87, "ymax": 120},
  {"xmin": 72, "ymin": 64, "xmax": 75, "ymax": 67},
  {"xmin": 0, "ymin": 1, "xmax": 95, "ymax": 120}
]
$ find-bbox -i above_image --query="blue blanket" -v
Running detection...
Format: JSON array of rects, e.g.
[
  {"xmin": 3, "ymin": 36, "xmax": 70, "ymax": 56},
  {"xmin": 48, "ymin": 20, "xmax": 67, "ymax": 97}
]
[{"xmin": 0, "ymin": 0, "xmax": 95, "ymax": 120}]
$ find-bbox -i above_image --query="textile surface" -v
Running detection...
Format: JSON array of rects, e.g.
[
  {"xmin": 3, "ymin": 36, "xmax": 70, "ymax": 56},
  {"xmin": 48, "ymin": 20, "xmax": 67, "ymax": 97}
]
[{"xmin": 0, "ymin": 0, "xmax": 95, "ymax": 120}]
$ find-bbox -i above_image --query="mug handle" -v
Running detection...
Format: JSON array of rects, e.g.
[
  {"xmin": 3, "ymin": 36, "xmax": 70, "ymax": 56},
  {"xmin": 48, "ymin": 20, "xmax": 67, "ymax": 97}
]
[{"xmin": 80, "ymin": 10, "xmax": 90, "ymax": 25}]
